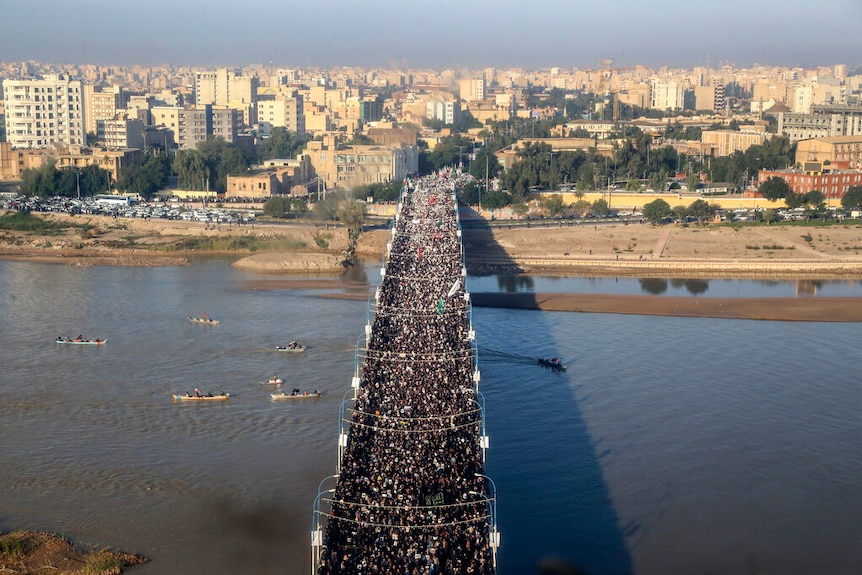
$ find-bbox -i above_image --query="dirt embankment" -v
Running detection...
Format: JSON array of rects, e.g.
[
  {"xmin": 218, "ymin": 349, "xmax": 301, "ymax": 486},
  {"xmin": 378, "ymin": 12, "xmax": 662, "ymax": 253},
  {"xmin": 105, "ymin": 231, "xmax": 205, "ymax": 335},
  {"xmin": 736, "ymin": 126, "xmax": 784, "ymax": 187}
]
[
  {"xmin": 6, "ymin": 211, "xmax": 862, "ymax": 279},
  {"xmin": 0, "ymin": 530, "xmax": 147, "ymax": 574}
]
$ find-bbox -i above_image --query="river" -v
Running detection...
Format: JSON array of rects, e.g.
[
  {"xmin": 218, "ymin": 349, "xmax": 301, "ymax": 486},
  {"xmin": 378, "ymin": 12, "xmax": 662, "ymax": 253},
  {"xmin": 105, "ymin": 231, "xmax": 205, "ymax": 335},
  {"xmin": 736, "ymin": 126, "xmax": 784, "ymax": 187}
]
[{"xmin": 1, "ymin": 259, "xmax": 860, "ymax": 575}]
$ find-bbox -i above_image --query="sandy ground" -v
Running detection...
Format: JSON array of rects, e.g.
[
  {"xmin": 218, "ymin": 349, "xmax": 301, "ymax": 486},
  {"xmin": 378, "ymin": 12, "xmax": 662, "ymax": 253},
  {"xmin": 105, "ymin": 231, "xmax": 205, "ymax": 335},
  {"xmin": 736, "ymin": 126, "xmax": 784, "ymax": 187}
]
[
  {"xmin": 460, "ymin": 219, "xmax": 862, "ymax": 277},
  {"xmin": 6, "ymin": 211, "xmax": 862, "ymax": 276}
]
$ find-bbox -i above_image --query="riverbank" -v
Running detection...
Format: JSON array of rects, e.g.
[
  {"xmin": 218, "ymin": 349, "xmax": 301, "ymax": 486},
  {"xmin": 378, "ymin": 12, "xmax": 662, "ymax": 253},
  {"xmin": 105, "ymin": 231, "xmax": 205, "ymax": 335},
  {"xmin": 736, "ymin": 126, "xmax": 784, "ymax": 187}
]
[
  {"xmin": 0, "ymin": 530, "xmax": 147, "ymax": 574},
  {"xmin": 5, "ymin": 211, "xmax": 862, "ymax": 278},
  {"xmin": 5, "ymin": 209, "xmax": 862, "ymax": 321},
  {"xmin": 460, "ymin": 218, "xmax": 862, "ymax": 278},
  {"xmin": 470, "ymin": 292, "xmax": 862, "ymax": 322}
]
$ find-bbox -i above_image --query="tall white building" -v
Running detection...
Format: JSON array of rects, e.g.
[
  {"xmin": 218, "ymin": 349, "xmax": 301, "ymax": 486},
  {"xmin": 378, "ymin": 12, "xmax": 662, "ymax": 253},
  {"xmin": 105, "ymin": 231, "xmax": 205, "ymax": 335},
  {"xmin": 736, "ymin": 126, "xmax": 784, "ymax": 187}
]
[
  {"xmin": 650, "ymin": 79, "xmax": 685, "ymax": 111},
  {"xmin": 195, "ymin": 68, "xmax": 258, "ymax": 126},
  {"xmin": 426, "ymin": 99, "xmax": 461, "ymax": 125},
  {"xmin": 3, "ymin": 74, "xmax": 85, "ymax": 148},
  {"xmin": 459, "ymin": 77, "xmax": 485, "ymax": 102}
]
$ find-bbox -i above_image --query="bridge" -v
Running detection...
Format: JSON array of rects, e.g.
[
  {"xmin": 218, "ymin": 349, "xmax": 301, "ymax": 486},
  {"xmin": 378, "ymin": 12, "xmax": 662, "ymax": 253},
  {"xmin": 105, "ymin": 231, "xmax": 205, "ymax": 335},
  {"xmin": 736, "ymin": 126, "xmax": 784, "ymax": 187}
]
[{"xmin": 312, "ymin": 171, "xmax": 499, "ymax": 574}]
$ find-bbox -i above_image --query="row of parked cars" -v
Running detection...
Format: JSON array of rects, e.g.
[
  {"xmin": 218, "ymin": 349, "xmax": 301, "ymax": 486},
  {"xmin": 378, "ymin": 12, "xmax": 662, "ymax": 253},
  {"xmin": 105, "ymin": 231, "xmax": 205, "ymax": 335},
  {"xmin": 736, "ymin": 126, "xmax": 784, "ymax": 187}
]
[{"xmin": 0, "ymin": 195, "xmax": 257, "ymax": 225}]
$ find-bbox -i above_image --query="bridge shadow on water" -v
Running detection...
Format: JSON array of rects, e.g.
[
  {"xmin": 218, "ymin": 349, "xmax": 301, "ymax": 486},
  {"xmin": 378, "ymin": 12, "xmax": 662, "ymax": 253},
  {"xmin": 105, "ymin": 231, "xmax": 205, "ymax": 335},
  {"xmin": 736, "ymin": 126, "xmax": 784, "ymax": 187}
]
[{"xmin": 462, "ymin": 217, "xmax": 633, "ymax": 575}]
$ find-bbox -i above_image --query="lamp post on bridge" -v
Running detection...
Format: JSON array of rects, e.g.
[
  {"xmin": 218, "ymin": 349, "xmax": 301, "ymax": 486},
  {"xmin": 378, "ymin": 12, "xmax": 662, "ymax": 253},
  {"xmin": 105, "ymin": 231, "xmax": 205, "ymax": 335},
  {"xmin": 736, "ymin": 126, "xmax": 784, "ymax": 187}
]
[
  {"xmin": 311, "ymin": 487, "xmax": 336, "ymax": 572},
  {"xmin": 473, "ymin": 473, "xmax": 500, "ymax": 569},
  {"xmin": 311, "ymin": 474, "xmax": 339, "ymax": 573}
]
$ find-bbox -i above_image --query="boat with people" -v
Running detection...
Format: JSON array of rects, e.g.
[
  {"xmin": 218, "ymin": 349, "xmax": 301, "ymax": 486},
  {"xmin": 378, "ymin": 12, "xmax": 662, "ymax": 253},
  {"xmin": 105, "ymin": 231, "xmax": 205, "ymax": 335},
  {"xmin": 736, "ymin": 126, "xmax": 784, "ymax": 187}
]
[
  {"xmin": 271, "ymin": 388, "xmax": 320, "ymax": 400},
  {"xmin": 275, "ymin": 341, "xmax": 306, "ymax": 352},
  {"xmin": 267, "ymin": 375, "xmax": 284, "ymax": 385},
  {"xmin": 55, "ymin": 336, "xmax": 107, "ymax": 345},
  {"xmin": 173, "ymin": 390, "xmax": 230, "ymax": 401},
  {"xmin": 188, "ymin": 315, "xmax": 219, "ymax": 325},
  {"xmin": 537, "ymin": 357, "xmax": 567, "ymax": 370}
]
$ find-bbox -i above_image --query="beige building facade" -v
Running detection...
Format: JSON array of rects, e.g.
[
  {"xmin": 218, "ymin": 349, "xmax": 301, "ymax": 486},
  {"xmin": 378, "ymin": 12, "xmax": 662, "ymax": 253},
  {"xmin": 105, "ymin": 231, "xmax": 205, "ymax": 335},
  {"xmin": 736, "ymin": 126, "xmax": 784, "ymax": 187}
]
[
  {"xmin": 795, "ymin": 136, "xmax": 862, "ymax": 169},
  {"xmin": 701, "ymin": 129, "xmax": 768, "ymax": 157},
  {"xmin": 3, "ymin": 74, "xmax": 86, "ymax": 149},
  {"xmin": 84, "ymin": 85, "xmax": 124, "ymax": 136},
  {"xmin": 303, "ymin": 135, "xmax": 418, "ymax": 192},
  {"xmin": 256, "ymin": 89, "xmax": 305, "ymax": 134}
]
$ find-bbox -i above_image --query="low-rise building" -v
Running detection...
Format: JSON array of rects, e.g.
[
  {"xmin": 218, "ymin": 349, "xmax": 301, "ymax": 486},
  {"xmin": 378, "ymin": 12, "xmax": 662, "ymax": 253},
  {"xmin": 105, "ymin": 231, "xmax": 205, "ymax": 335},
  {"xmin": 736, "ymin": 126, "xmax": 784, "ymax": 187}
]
[
  {"xmin": 701, "ymin": 129, "xmax": 768, "ymax": 157},
  {"xmin": 795, "ymin": 136, "xmax": 862, "ymax": 169},
  {"xmin": 303, "ymin": 134, "xmax": 418, "ymax": 192},
  {"xmin": 758, "ymin": 168, "xmax": 862, "ymax": 199}
]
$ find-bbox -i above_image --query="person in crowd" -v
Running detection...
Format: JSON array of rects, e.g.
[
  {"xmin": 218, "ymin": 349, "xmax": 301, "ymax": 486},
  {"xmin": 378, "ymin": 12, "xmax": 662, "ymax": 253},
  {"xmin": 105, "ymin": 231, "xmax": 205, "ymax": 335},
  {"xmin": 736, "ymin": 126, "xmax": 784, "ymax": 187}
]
[{"xmin": 318, "ymin": 172, "xmax": 495, "ymax": 575}]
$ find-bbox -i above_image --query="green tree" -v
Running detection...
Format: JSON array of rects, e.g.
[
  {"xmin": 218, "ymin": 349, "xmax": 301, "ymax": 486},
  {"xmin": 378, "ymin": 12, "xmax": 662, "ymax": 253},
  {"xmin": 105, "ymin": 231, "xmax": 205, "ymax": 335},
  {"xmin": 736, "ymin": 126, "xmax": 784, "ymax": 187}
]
[
  {"xmin": 172, "ymin": 150, "xmax": 208, "ymax": 191},
  {"xmin": 648, "ymin": 170, "xmax": 668, "ymax": 192},
  {"xmin": 803, "ymin": 190, "xmax": 827, "ymax": 221},
  {"xmin": 759, "ymin": 176, "xmax": 792, "ymax": 202},
  {"xmin": 263, "ymin": 196, "xmax": 308, "ymax": 218},
  {"xmin": 544, "ymin": 195, "xmax": 564, "ymax": 218},
  {"xmin": 338, "ymin": 199, "xmax": 367, "ymax": 240},
  {"xmin": 687, "ymin": 198, "xmax": 712, "ymax": 224},
  {"xmin": 116, "ymin": 153, "xmax": 170, "ymax": 200},
  {"xmin": 256, "ymin": 127, "xmax": 309, "ymax": 161},
  {"xmin": 352, "ymin": 180, "xmax": 403, "ymax": 203},
  {"xmin": 172, "ymin": 138, "xmax": 250, "ymax": 193},
  {"xmin": 685, "ymin": 172, "xmax": 700, "ymax": 193},
  {"xmin": 479, "ymin": 190, "xmax": 513, "ymax": 210},
  {"xmin": 762, "ymin": 208, "xmax": 780, "ymax": 225},
  {"xmin": 468, "ymin": 147, "xmax": 501, "ymax": 182},
  {"xmin": 642, "ymin": 198, "xmax": 672, "ymax": 224},
  {"xmin": 841, "ymin": 185, "xmax": 862, "ymax": 210},
  {"xmin": 785, "ymin": 191, "xmax": 805, "ymax": 209},
  {"xmin": 591, "ymin": 198, "xmax": 610, "ymax": 217},
  {"xmin": 457, "ymin": 180, "xmax": 482, "ymax": 206}
]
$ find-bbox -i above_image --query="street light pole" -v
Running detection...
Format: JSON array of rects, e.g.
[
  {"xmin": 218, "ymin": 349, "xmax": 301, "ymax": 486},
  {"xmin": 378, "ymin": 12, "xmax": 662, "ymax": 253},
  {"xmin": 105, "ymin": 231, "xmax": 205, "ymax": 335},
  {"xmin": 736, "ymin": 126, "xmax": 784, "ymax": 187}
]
[
  {"xmin": 473, "ymin": 473, "xmax": 500, "ymax": 569},
  {"xmin": 75, "ymin": 169, "xmax": 80, "ymax": 199}
]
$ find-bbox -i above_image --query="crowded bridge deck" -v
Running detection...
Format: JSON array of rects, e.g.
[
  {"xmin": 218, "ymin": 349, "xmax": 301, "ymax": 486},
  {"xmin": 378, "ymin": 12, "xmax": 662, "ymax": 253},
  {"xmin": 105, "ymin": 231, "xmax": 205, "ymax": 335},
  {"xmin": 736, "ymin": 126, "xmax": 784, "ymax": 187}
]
[{"xmin": 313, "ymin": 170, "xmax": 498, "ymax": 574}]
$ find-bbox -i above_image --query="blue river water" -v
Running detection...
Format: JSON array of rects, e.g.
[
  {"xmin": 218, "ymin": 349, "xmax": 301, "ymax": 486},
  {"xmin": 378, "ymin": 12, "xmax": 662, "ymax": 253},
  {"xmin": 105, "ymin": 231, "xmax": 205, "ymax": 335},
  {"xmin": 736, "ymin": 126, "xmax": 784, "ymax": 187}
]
[{"xmin": 1, "ymin": 258, "xmax": 860, "ymax": 575}]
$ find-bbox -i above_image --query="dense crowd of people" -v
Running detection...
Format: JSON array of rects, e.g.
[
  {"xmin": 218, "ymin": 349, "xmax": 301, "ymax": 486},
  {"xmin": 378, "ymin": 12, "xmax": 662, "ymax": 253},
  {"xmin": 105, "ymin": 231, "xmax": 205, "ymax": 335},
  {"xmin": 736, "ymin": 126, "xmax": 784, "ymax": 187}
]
[{"xmin": 317, "ymin": 170, "xmax": 496, "ymax": 575}]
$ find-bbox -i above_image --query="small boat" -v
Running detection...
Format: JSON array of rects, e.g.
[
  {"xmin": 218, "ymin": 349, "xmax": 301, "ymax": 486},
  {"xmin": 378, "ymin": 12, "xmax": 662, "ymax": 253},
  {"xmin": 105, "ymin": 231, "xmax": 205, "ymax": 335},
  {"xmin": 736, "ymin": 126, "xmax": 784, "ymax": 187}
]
[
  {"xmin": 267, "ymin": 376, "xmax": 284, "ymax": 385},
  {"xmin": 537, "ymin": 357, "xmax": 566, "ymax": 370},
  {"xmin": 275, "ymin": 345, "xmax": 306, "ymax": 352},
  {"xmin": 173, "ymin": 392, "xmax": 230, "ymax": 402},
  {"xmin": 55, "ymin": 337, "xmax": 107, "ymax": 345},
  {"xmin": 271, "ymin": 389, "xmax": 321, "ymax": 400},
  {"xmin": 188, "ymin": 316, "xmax": 219, "ymax": 325}
]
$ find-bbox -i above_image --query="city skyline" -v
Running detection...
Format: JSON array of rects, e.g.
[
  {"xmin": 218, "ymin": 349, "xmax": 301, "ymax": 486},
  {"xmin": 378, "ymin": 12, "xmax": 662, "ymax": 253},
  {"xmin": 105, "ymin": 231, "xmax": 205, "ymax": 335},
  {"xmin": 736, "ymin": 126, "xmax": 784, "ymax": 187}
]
[{"xmin": 3, "ymin": 0, "xmax": 862, "ymax": 71}]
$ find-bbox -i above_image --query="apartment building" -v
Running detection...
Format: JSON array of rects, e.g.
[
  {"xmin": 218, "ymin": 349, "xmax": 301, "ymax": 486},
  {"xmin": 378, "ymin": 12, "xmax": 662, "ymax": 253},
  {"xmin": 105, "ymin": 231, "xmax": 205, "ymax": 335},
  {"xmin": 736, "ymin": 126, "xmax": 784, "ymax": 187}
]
[
  {"xmin": 459, "ymin": 77, "xmax": 486, "ymax": 102},
  {"xmin": 795, "ymin": 136, "xmax": 862, "ymax": 169},
  {"xmin": 650, "ymin": 79, "xmax": 685, "ymax": 111},
  {"xmin": 256, "ymin": 90, "xmax": 306, "ymax": 134},
  {"xmin": 617, "ymin": 83, "xmax": 651, "ymax": 109},
  {"xmin": 694, "ymin": 84, "xmax": 725, "ymax": 112},
  {"xmin": 151, "ymin": 105, "xmax": 240, "ymax": 150},
  {"xmin": 425, "ymin": 99, "xmax": 461, "ymax": 125},
  {"xmin": 303, "ymin": 135, "xmax": 419, "ymax": 192},
  {"xmin": 83, "ymin": 85, "xmax": 125, "ymax": 135},
  {"xmin": 96, "ymin": 118, "xmax": 144, "ymax": 149},
  {"xmin": 195, "ymin": 68, "xmax": 258, "ymax": 126},
  {"xmin": 0, "ymin": 142, "xmax": 48, "ymax": 180},
  {"xmin": 779, "ymin": 104, "xmax": 862, "ymax": 142},
  {"xmin": 3, "ymin": 74, "xmax": 85, "ymax": 148},
  {"xmin": 701, "ymin": 129, "xmax": 768, "ymax": 157}
]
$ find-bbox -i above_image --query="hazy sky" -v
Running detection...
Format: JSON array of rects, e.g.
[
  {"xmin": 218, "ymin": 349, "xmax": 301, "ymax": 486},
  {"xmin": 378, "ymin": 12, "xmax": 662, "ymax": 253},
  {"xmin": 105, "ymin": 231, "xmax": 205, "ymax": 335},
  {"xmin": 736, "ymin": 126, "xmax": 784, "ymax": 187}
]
[{"xmin": 4, "ymin": 0, "xmax": 862, "ymax": 70}]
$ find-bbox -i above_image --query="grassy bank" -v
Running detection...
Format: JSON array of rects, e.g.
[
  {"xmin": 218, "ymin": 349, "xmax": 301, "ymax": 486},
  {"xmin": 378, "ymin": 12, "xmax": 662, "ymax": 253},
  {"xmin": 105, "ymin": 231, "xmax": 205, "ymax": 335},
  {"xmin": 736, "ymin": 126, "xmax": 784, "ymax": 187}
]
[{"xmin": 0, "ymin": 530, "xmax": 147, "ymax": 574}]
